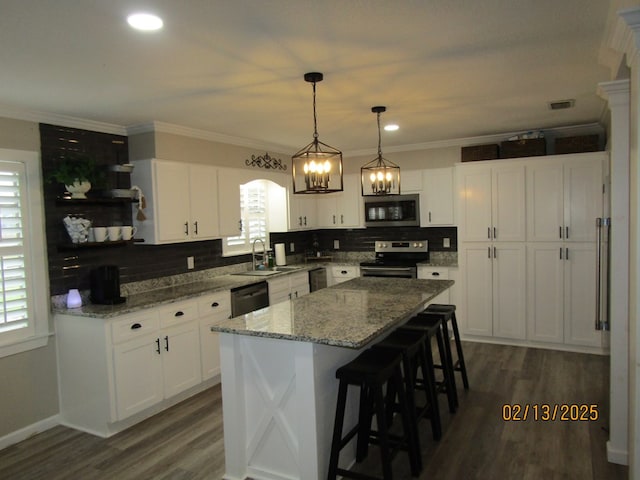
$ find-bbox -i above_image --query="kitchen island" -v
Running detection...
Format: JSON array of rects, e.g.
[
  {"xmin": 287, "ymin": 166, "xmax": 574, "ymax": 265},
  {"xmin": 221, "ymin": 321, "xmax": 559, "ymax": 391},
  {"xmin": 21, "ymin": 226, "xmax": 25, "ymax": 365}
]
[{"xmin": 211, "ymin": 277, "xmax": 453, "ymax": 480}]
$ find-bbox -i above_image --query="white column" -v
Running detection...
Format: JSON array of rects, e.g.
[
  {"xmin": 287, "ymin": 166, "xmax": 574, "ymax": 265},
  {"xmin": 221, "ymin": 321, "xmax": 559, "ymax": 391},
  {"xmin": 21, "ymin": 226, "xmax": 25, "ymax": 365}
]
[
  {"xmin": 613, "ymin": 7, "xmax": 640, "ymax": 478},
  {"xmin": 598, "ymin": 79, "xmax": 630, "ymax": 466}
]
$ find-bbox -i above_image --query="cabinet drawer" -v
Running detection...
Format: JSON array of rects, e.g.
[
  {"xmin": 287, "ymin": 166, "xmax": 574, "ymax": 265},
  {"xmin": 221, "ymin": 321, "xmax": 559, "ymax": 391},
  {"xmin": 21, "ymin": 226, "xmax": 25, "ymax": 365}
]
[
  {"xmin": 158, "ymin": 300, "xmax": 198, "ymax": 328},
  {"xmin": 111, "ymin": 311, "xmax": 160, "ymax": 345},
  {"xmin": 417, "ymin": 267, "xmax": 450, "ymax": 280},
  {"xmin": 331, "ymin": 266, "xmax": 359, "ymax": 278},
  {"xmin": 197, "ymin": 291, "xmax": 231, "ymax": 318}
]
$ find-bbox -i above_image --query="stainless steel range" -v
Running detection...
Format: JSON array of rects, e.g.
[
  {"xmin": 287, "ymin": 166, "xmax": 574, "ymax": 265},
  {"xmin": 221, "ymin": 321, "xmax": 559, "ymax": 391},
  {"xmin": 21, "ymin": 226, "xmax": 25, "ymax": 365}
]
[{"xmin": 360, "ymin": 240, "xmax": 428, "ymax": 278}]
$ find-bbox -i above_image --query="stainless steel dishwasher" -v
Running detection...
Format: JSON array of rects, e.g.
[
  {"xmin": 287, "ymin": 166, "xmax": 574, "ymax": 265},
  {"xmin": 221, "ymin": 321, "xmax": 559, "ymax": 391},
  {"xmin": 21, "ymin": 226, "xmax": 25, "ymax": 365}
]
[
  {"xmin": 309, "ymin": 267, "xmax": 327, "ymax": 292},
  {"xmin": 231, "ymin": 281, "xmax": 269, "ymax": 316}
]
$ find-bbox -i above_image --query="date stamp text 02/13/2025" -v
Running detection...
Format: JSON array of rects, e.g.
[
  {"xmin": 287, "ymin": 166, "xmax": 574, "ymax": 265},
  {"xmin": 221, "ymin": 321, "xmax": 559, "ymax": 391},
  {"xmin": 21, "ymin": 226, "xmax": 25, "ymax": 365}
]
[{"xmin": 502, "ymin": 404, "xmax": 599, "ymax": 422}]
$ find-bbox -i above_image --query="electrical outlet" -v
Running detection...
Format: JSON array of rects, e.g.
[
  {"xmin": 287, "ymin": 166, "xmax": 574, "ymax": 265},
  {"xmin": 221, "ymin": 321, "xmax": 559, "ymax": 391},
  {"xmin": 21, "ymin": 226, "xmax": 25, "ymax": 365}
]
[
  {"xmin": 187, "ymin": 256, "xmax": 195, "ymax": 269},
  {"xmin": 334, "ymin": 239, "xmax": 340, "ymax": 249},
  {"xmin": 443, "ymin": 238, "xmax": 450, "ymax": 248},
  {"xmin": 290, "ymin": 242, "xmax": 295, "ymax": 252}
]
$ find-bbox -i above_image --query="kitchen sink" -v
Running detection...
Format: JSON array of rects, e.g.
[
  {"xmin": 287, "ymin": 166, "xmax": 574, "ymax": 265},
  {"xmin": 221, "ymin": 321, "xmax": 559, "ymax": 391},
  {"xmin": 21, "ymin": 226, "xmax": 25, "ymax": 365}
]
[{"xmin": 232, "ymin": 270, "xmax": 280, "ymax": 276}]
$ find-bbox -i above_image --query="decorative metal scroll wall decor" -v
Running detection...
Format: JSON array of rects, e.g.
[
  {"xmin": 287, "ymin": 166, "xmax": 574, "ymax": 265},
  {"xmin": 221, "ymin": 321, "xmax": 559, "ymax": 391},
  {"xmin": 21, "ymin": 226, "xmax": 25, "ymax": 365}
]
[{"xmin": 245, "ymin": 152, "xmax": 287, "ymax": 171}]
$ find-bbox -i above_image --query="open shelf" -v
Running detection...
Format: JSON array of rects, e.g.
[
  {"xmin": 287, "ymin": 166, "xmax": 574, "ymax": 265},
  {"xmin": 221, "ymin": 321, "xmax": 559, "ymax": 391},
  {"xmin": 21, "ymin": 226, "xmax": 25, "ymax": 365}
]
[{"xmin": 57, "ymin": 239, "xmax": 143, "ymax": 251}]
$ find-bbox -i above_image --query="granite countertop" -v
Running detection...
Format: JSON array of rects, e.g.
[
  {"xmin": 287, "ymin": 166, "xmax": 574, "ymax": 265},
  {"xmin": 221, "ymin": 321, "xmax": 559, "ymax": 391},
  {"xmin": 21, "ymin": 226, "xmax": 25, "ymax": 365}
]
[
  {"xmin": 211, "ymin": 277, "xmax": 454, "ymax": 349},
  {"xmin": 53, "ymin": 266, "xmax": 323, "ymax": 319}
]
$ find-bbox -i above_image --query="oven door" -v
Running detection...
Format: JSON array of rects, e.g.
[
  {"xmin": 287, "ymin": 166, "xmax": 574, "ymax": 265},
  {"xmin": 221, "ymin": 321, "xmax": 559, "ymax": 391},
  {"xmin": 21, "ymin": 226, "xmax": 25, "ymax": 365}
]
[{"xmin": 360, "ymin": 266, "xmax": 416, "ymax": 278}]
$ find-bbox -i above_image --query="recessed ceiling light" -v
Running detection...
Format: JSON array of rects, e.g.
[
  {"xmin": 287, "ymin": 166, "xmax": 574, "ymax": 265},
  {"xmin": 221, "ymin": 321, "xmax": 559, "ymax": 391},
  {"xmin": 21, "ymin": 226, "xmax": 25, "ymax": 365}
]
[
  {"xmin": 384, "ymin": 124, "xmax": 399, "ymax": 132},
  {"xmin": 127, "ymin": 13, "xmax": 163, "ymax": 31}
]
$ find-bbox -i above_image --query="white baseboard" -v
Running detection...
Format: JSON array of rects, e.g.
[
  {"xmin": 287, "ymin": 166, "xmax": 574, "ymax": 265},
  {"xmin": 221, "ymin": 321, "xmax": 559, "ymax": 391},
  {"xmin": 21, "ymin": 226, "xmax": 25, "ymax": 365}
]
[
  {"xmin": 0, "ymin": 415, "xmax": 60, "ymax": 451},
  {"xmin": 606, "ymin": 441, "xmax": 629, "ymax": 465}
]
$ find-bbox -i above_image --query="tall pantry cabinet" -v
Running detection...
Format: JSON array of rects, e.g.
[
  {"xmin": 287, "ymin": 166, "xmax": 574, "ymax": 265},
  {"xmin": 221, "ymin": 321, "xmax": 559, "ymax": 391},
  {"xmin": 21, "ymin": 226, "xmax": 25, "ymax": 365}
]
[{"xmin": 457, "ymin": 152, "xmax": 606, "ymax": 351}]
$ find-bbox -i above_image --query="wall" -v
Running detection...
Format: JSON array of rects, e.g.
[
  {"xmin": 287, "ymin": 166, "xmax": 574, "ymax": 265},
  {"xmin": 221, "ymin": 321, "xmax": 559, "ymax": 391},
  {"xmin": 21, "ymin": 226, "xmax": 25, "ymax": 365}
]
[
  {"xmin": 0, "ymin": 116, "xmax": 59, "ymax": 440},
  {"xmin": 343, "ymin": 145, "xmax": 460, "ymax": 174}
]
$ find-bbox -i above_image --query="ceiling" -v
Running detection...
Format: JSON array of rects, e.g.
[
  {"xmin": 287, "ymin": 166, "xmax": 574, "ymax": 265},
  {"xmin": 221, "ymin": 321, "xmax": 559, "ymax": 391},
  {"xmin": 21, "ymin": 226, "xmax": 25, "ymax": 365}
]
[{"xmin": 0, "ymin": 0, "xmax": 621, "ymax": 154}]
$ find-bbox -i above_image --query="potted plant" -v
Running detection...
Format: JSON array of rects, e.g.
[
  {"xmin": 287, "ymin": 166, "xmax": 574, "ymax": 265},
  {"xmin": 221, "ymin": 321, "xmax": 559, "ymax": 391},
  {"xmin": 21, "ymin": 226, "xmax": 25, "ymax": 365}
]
[{"xmin": 48, "ymin": 154, "xmax": 102, "ymax": 198}]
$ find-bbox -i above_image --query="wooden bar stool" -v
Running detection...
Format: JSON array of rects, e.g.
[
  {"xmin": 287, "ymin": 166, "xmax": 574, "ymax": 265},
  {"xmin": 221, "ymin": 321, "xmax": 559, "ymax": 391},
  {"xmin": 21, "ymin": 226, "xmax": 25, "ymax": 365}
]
[
  {"xmin": 327, "ymin": 348, "xmax": 420, "ymax": 480},
  {"xmin": 423, "ymin": 304, "xmax": 469, "ymax": 390},
  {"xmin": 403, "ymin": 314, "xmax": 458, "ymax": 413},
  {"xmin": 373, "ymin": 327, "xmax": 442, "ymax": 448}
]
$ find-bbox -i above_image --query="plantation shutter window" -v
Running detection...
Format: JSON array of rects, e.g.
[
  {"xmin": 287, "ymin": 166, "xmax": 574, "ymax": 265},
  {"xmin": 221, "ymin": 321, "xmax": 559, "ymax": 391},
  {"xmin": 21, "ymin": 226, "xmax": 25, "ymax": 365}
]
[{"xmin": 225, "ymin": 180, "xmax": 270, "ymax": 255}]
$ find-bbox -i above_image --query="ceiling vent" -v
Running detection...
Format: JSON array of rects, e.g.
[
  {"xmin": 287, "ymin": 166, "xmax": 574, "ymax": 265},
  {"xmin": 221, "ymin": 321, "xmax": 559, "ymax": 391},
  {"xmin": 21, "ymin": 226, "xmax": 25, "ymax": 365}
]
[{"xmin": 548, "ymin": 99, "xmax": 575, "ymax": 110}]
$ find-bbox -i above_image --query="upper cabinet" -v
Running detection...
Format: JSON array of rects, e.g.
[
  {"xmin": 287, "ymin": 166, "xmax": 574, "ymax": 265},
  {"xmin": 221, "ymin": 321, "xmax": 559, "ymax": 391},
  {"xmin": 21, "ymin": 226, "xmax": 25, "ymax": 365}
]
[
  {"xmin": 527, "ymin": 155, "xmax": 604, "ymax": 242},
  {"xmin": 422, "ymin": 167, "xmax": 455, "ymax": 226},
  {"xmin": 457, "ymin": 163, "xmax": 525, "ymax": 242},
  {"xmin": 316, "ymin": 174, "xmax": 362, "ymax": 228},
  {"xmin": 131, "ymin": 159, "xmax": 220, "ymax": 244},
  {"xmin": 216, "ymin": 168, "xmax": 243, "ymax": 237},
  {"xmin": 288, "ymin": 194, "xmax": 317, "ymax": 231}
]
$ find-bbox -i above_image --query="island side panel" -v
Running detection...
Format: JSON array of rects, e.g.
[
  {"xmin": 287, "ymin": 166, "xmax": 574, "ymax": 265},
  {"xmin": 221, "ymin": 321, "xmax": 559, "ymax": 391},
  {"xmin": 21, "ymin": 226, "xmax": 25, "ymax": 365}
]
[{"xmin": 218, "ymin": 332, "xmax": 364, "ymax": 480}]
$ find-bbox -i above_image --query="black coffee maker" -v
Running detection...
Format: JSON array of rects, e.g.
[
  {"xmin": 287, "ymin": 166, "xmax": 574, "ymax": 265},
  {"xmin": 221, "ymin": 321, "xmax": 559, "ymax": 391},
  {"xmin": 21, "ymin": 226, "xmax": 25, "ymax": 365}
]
[{"xmin": 90, "ymin": 265, "xmax": 126, "ymax": 305}]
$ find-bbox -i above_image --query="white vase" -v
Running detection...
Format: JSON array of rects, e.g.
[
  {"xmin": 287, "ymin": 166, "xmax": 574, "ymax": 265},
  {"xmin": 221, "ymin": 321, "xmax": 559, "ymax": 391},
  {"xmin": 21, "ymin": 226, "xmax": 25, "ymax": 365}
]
[{"xmin": 65, "ymin": 180, "xmax": 91, "ymax": 199}]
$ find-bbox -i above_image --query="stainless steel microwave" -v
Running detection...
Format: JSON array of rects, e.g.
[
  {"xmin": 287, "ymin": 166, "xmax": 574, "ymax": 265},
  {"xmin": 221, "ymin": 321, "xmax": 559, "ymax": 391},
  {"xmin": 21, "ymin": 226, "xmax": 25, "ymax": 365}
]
[{"xmin": 363, "ymin": 194, "xmax": 420, "ymax": 227}]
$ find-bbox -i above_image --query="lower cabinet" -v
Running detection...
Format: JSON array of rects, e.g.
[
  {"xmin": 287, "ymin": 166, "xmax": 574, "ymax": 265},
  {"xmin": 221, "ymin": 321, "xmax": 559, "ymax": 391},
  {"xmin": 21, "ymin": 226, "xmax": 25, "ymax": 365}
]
[
  {"xmin": 527, "ymin": 242, "xmax": 601, "ymax": 347},
  {"xmin": 328, "ymin": 265, "xmax": 359, "ymax": 286},
  {"xmin": 459, "ymin": 243, "xmax": 527, "ymax": 340},
  {"xmin": 417, "ymin": 266, "xmax": 451, "ymax": 304},
  {"xmin": 55, "ymin": 293, "xmax": 227, "ymax": 437},
  {"xmin": 198, "ymin": 291, "xmax": 232, "ymax": 381},
  {"xmin": 268, "ymin": 271, "xmax": 310, "ymax": 305}
]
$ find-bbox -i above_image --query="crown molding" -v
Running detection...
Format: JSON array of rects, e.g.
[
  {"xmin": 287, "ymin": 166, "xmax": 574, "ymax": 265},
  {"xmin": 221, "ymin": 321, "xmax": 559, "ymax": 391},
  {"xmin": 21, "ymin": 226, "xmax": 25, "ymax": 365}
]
[
  {"xmin": 126, "ymin": 121, "xmax": 293, "ymax": 154},
  {"xmin": 613, "ymin": 7, "xmax": 640, "ymax": 67},
  {"xmin": 0, "ymin": 103, "xmax": 127, "ymax": 136},
  {"xmin": 344, "ymin": 123, "xmax": 605, "ymax": 157}
]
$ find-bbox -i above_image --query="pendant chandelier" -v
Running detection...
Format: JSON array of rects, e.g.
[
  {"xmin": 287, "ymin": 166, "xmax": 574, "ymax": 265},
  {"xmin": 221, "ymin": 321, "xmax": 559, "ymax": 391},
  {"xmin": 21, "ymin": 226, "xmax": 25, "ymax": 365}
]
[
  {"xmin": 361, "ymin": 106, "xmax": 400, "ymax": 196},
  {"xmin": 292, "ymin": 72, "xmax": 343, "ymax": 194}
]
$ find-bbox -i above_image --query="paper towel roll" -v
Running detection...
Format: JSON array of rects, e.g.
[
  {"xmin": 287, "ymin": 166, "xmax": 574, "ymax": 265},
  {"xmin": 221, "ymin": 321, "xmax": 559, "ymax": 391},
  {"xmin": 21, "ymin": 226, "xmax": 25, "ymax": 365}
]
[{"xmin": 275, "ymin": 243, "xmax": 286, "ymax": 266}]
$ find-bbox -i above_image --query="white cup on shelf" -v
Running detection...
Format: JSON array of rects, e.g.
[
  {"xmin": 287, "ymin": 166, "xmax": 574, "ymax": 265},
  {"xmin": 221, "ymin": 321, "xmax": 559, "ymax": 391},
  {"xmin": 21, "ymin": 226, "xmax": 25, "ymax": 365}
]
[
  {"xmin": 107, "ymin": 226, "xmax": 122, "ymax": 241},
  {"xmin": 121, "ymin": 226, "xmax": 137, "ymax": 241},
  {"xmin": 92, "ymin": 227, "xmax": 107, "ymax": 242}
]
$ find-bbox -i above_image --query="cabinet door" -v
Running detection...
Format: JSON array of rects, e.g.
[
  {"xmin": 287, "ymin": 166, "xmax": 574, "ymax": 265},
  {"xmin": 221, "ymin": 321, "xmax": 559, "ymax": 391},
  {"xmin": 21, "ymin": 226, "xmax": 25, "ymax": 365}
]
[
  {"xmin": 189, "ymin": 165, "xmax": 219, "ymax": 239},
  {"xmin": 458, "ymin": 168, "xmax": 492, "ymax": 241},
  {"xmin": 564, "ymin": 243, "xmax": 601, "ymax": 347},
  {"xmin": 492, "ymin": 243, "xmax": 526, "ymax": 339},
  {"xmin": 338, "ymin": 174, "xmax": 362, "ymax": 227},
  {"xmin": 460, "ymin": 244, "xmax": 493, "ymax": 335},
  {"xmin": 198, "ymin": 292, "xmax": 231, "ymax": 381},
  {"xmin": 316, "ymin": 195, "xmax": 339, "ymax": 227},
  {"xmin": 563, "ymin": 158, "xmax": 603, "ymax": 242},
  {"xmin": 289, "ymin": 271, "xmax": 310, "ymax": 298},
  {"xmin": 217, "ymin": 168, "xmax": 243, "ymax": 237},
  {"xmin": 113, "ymin": 334, "xmax": 163, "ymax": 420},
  {"xmin": 423, "ymin": 167, "xmax": 454, "ymax": 226},
  {"xmin": 289, "ymin": 194, "xmax": 317, "ymax": 230},
  {"xmin": 417, "ymin": 266, "xmax": 450, "ymax": 304},
  {"xmin": 526, "ymin": 244, "xmax": 564, "ymax": 343},
  {"xmin": 492, "ymin": 166, "xmax": 525, "ymax": 241},
  {"xmin": 155, "ymin": 161, "xmax": 190, "ymax": 242},
  {"xmin": 527, "ymin": 162, "xmax": 564, "ymax": 242},
  {"xmin": 162, "ymin": 322, "xmax": 202, "ymax": 398}
]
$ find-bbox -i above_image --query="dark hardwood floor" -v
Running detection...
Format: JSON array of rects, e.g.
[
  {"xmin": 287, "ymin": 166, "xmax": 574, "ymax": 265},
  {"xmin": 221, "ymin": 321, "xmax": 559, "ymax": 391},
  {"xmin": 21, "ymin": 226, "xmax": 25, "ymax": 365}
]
[{"xmin": 0, "ymin": 342, "xmax": 628, "ymax": 479}]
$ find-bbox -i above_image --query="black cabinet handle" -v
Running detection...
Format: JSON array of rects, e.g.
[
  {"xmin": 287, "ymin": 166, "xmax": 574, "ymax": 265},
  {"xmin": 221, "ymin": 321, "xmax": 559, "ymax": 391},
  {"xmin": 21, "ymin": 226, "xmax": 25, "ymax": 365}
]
[
  {"xmin": 155, "ymin": 338, "xmax": 161, "ymax": 354},
  {"xmin": 341, "ymin": 270, "xmax": 347, "ymax": 274},
  {"xmin": 211, "ymin": 302, "xmax": 219, "ymax": 308},
  {"xmin": 432, "ymin": 272, "xmax": 440, "ymax": 277},
  {"xmin": 174, "ymin": 311, "xmax": 184, "ymax": 317},
  {"xmin": 131, "ymin": 323, "xmax": 142, "ymax": 330},
  {"xmin": 184, "ymin": 222, "xmax": 189, "ymax": 235},
  {"xmin": 164, "ymin": 335, "xmax": 169, "ymax": 352},
  {"xmin": 194, "ymin": 221, "xmax": 198, "ymax": 235}
]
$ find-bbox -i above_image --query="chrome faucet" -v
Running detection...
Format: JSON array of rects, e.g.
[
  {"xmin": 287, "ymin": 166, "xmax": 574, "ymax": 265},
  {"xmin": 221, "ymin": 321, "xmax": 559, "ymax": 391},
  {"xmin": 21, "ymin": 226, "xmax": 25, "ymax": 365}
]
[{"xmin": 252, "ymin": 238, "xmax": 266, "ymax": 270}]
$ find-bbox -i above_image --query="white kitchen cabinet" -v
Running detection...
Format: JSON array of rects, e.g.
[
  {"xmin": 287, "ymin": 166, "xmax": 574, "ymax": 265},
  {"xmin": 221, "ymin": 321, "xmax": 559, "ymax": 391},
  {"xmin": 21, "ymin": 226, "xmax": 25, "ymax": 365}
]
[
  {"xmin": 526, "ymin": 242, "xmax": 601, "ymax": 347},
  {"xmin": 131, "ymin": 159, "xmax": 220, "ymax": 244},
  {"xmin": 55, "ymin": 293, "xmax": 222, "ymax": 437},
  {"xmin": 459, "ymin": 243, "xmax": 526, "ymax": 340},
  {"xmin": 288, "ymin": 193, "xmax": 317, "ymax": 230},
  {"xmin": 216, "ymin": 168, "xmax": 243, "ymax": 237},
  {"xmin": 316, "ymin": 174, "xmax": 362, "ymax": 228},
  {"xmin": 400, "ymin": 169, "xmax": 423, "ymax": 193},
  {"xmin": 417, "ymin": 266, "xmax": 450, "ymax": 304},
  {"xmin": 328, "ymin": 265, "xmax": 360, "ymax": 286},
  {"xmin": 457, "ymin": 163, "xmax": 525, "ymax": 242},
  {"xmin": 526, "ymin": 154, "xmax": 604, "ymax": 242},
  {"xmin": 198, "ymin": 291, "xmax": 231, "ymax": 381},
  {"xmin": 422, "ymin": 167, "xmax": 455, "ymax": 226},
  {"xmin": 268, "ymin": 271, "xmax": 310, "ymax": 305}
]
